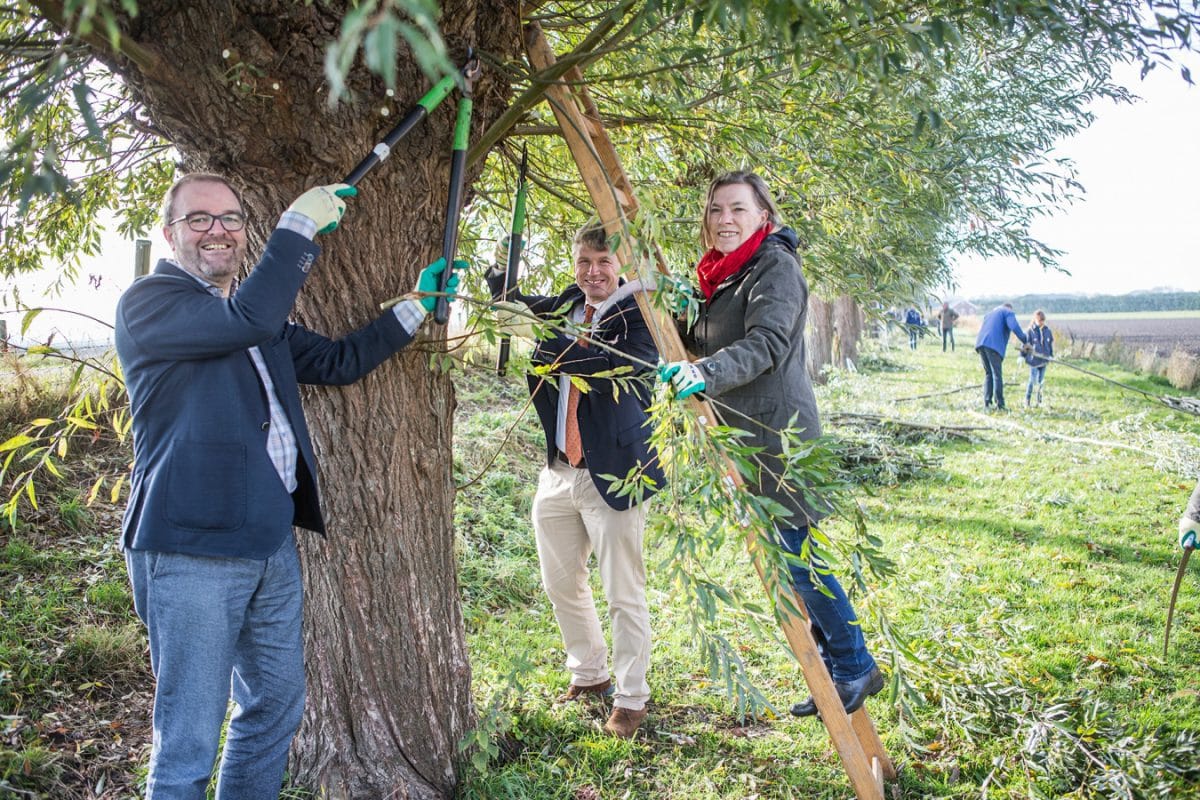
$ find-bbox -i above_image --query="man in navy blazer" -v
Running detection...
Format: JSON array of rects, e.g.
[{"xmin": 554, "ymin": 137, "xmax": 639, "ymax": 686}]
[
  {"xmin": 974, "ymin": 302, "xmax": 1031, "ymax": 411},
  {"xmin": 115, "ymin": 173, "xmax": 460, "ymax": 799},
  {"xmin": 486, "ymin": 223, "xmax": 664, "ymax": 739}
]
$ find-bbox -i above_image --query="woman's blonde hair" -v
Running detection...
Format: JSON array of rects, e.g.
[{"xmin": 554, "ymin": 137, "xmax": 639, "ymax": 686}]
[{"xmin": 700, "ymin": 171, "xmax": 781, "ymax": 250}]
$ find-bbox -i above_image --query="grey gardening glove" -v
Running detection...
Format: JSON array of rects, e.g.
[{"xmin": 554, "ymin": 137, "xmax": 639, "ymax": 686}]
[
  {"xmin": 286, "ymin": 183, "xmax": 357, "ymax": 234},
  {"xmin": 492, "ymin": 300, "xmax": 537, "ymax": 340}
]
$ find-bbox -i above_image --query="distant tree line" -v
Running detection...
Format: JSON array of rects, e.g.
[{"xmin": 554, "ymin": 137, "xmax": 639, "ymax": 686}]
[{"xmin": 972, "ymin": 291, "xmax": 1200, "ymax": 314}]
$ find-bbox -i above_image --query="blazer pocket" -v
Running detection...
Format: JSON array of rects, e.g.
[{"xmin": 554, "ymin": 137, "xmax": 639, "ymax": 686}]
[
  {"xmin": 165, "ymin": 441, "xmax": 247, "ymax": 531},
  {"xmin": 616, "ymin": 416, "xmax": 653, "ymax": 448}
]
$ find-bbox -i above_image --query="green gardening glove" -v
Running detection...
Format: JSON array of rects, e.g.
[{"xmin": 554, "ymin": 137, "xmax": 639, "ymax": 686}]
[
  {"xmin": 415, "ymin": 257, "xmax": 465, "ymax": 313},
  {"xmin": 658, "ymin": 360, "xmax": 706, "ymax": 400},
  {"xmin": 1180, "ymin": 514, "xmax": 1200, "ymax": 550},
  {"xmin": 286, "ymin": 183, "xmax": 358, "ymax": 234}
]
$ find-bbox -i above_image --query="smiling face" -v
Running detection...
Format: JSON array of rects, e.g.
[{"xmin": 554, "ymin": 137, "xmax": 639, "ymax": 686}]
[
  {"xmin": 573, "ymin": 243, "xmax": 620, "ymax": 304},
  {"xmin": 705, "ymin": 182, "xmax": 770, "ymax": 255},
  {"xmin": 162, "ymin": 180, "xmax": 248, "ymax": 294}
]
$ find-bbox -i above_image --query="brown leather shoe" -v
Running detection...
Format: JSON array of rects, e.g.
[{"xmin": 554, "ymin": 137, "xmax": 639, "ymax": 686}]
[
  {"xmin": 556, "ymin": 679, "xmax": 613, "ymax": 703},
  {"xmin": 603, "ymin": 706, "xmax": 647, "ymax": 738}
]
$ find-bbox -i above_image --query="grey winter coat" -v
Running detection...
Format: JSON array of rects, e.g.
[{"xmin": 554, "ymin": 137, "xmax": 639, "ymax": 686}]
[{"xmin": 680, "ymin": 227, "xmax": 827, "ymax": 526}]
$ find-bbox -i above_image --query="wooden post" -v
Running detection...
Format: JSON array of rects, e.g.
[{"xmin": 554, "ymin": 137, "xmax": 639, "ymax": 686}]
[
  {"xmin": 524, "ymin": 21, "xmax": 894, "ymax": 798},
  {"xmin": 134, "ymin": 239, "xmax": 152, "ymax": 279}
]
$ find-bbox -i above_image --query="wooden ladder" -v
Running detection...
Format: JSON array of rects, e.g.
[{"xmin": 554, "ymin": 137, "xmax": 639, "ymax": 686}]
[{"xmin": 524, "ymin": 22, "xmax": 896, "ymax": 799}]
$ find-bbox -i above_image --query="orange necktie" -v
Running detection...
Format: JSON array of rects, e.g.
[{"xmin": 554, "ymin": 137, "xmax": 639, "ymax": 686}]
[{"xmin": 563, "ymin": 304, "xmax": 595, "ymax": 466}]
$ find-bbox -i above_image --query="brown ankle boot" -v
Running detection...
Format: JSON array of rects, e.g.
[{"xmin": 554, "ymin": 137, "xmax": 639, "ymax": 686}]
[
  {"xmin": 603, "ymin": 706, "xmax": 647, "ymax": 738},
  {"xmin": 556, "ymin": 679, "xmax": 613, "ymax": 703}
]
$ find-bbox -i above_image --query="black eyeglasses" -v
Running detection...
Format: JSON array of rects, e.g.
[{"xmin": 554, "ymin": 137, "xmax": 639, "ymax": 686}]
[{"xmin": 168, "ymin": 212, "xmax": 246, "ymax": 233}]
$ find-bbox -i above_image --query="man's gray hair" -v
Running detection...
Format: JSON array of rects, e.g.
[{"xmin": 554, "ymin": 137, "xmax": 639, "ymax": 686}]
[{"xmin": 162, "ymin": 173, "xmax": 244, "ymax": 227}]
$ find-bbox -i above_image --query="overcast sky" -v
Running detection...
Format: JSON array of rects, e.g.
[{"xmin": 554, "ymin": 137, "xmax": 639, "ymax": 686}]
[{"xmin": 950, "ymin": 59, "xmax": 1200, "ymax": 299}]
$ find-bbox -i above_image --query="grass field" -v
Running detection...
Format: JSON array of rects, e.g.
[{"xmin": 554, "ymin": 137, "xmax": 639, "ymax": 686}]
[
  {"xmin": 4, "ymin": 339, "xmax": 1200, "ymax": 798},
  {"xmin": 455, "ymin": 339, "xmax": 1200, "ymax": 799}
]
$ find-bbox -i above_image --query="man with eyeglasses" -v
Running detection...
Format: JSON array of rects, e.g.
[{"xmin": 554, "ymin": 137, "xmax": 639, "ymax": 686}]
[{"xmin": 114, "ymin": 173, "xmax": 462, "ymax": 799}]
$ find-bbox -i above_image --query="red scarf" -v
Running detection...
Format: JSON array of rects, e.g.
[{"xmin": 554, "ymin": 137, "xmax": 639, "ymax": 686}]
[{"xmin": 695, "ymin": 224, "xmax": 772, "ymax": 299}]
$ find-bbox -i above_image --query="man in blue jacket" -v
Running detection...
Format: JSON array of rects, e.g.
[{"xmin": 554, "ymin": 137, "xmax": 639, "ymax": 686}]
[
  {"xmin": 974, "ymin": 303, "xmax": 1031, "ymax": 411},
  {"xmin": 114, "ymin": 173, "xmax": 461, "ymax": 799},
  {"xmin": 904, "ymin": 306, "xmax": 924, "ymax": 349},
  {"xmin": 486, "ymin": 223, "xmax": 664, "ymax": 739}
]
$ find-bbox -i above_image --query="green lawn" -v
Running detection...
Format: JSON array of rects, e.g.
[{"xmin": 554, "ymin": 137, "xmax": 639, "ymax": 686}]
[
  {"xmin": 4, "ymin": 338, "xmax": 1200, "ymax": 799},
  {"xmin": 457, "ymin": 338, "xmax": 1200, "ymax": 799}
]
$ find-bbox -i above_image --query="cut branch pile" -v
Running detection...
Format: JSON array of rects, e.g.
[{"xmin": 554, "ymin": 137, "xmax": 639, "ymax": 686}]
[
  {"xmin": 824, "ymin": 412, "xmax": 982, "ymax": 486},
  {"xmin": 828, "ymin": 412, "xmax": 986, "ymax": 442}
]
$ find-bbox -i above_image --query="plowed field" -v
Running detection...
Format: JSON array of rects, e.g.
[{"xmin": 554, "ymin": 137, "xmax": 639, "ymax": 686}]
[{"xmin": 1051, "ymin": 315, "xmax": 1200, "ymax": 356}]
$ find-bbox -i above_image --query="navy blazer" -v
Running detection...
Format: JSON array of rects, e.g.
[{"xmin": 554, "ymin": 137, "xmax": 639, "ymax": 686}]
[
  {"xmin": 975, "ymin": 305, "xmax": 1028, "ymax": 356},
  {"xmin": 487, "ymin": 273, "xmax": 665, "ymax": 509},
  {"xmin": 114, "ymin": 229, "xmax": 414, "ymax": 559}
]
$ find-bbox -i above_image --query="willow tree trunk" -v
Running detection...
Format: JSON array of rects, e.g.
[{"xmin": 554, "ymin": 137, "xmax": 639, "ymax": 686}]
[
  {"xmin": 56, "ymin": 2, "xmax": 522, "ymax": 797},
  {"xmin": 806, "ymin": 294, "xmax": 833, "ymax": 383},
  {"xmin": 833, "ymin": 294, "xmax": 863, "ymax": 368}
]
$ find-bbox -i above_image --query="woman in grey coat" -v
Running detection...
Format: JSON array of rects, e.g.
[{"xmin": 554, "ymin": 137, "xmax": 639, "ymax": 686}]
[{"xmin": 660, "ymin": 171, "xmax": 883, "ymax": 718}]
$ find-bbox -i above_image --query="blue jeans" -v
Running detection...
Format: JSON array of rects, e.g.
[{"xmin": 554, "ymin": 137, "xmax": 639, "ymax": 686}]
[
  {"xmin": 908, "ymin": 327, "xmax": 919, "ymax": 350},
  {"xmin": 1027, "ymin": 364, "xmax": 1046, "ymax": 403},
  {"xmin": 778, "ymin": 527, "xmax": 877, "ymax": 683},
  {"xmin": 941, "ymin": 327, "xmax": 955, "ymax": 352},
  {"xmin": 977, "ymin": 346, "xmax": 1006, "ymax": 408},
  {"xmin": 126, "ymin": 535, "xmax": 305, "ymax": 800}
]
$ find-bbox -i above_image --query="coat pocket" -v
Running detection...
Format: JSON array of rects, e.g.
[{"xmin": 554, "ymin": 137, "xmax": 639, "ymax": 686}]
[
  {"xmin": 164, "ymin": 441, "xmax": 248, "ymax": 531},
  {"xmin": 724, "ymin": 393, "xmax": 780, "ymax": 450}
]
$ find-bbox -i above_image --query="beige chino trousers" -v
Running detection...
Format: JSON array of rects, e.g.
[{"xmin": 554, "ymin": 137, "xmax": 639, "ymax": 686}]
[{"xmin": 532, "ymin": 460, "xmax": 651, "ymax": 711}]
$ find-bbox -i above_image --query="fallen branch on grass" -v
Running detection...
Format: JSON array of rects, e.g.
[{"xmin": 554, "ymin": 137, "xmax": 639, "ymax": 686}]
[
  {"xmin": 828, "ymin": 412, "xmax": 986, "ymax": 441},
  {"xmin": 893, "ymin": 381, "xmax": 1016, "ymax": 403},
  {"xmin": 965, "ymin": 410, "xmax": 1158, "ymax": 457}
]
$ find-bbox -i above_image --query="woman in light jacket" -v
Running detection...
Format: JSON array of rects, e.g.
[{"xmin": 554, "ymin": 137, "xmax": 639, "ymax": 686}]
[
  {"xmin": 659, "ymin": 171, "xmax": 883, "ymax": 718},
  {"xmin": 1024, "ymin": 309, "xmax": 1053, "ymax": 407}
]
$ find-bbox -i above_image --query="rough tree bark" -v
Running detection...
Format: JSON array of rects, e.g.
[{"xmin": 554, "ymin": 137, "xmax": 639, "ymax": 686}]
[
  {"xmin": 806, "ymin": 294, "xmax": 833, "ymax": 383},
  {"xmin": 833, "ymin": 294, "xmax": 863, "ymax": 368},
  {"xmin": 44, "ymin": 1, "xmax": 523, "ymax": 796}
]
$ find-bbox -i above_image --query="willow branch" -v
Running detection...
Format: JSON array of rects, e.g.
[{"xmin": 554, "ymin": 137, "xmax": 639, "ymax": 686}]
[{"xmin": 29, "ymin": 0, "xmax": 178, "ymax": 88}]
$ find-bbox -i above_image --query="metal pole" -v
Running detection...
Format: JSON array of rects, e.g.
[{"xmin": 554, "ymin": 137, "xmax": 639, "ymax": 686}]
[{"xmin": 497, "ymin": 145, "xmax": 529, "ymax": 374}]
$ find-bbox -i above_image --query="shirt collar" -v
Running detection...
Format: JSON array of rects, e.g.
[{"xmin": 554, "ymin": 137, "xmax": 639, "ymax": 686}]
[{"xmin": 168, "ymin": 258, "xmax": 226, "ymax": 298}]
